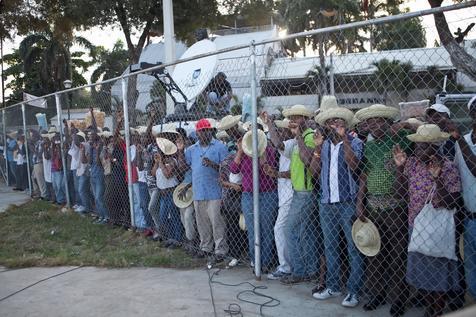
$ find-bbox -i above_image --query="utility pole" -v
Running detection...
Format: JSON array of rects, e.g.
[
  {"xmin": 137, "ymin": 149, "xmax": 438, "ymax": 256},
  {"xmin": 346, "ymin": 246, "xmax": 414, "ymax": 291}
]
[{"xmin": 163, "ymin": 0, "xmax": 176, "ymax": 115}]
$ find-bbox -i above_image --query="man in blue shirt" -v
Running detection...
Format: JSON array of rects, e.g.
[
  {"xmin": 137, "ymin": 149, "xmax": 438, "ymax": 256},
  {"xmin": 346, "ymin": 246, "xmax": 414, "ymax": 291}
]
[
  {"xmin": 177, "ymin": 118, "xmax": 229, "ymax": 263},
  {"xmin": 312, "ymin": 107, "xmax": 364, "ymax": 308}
]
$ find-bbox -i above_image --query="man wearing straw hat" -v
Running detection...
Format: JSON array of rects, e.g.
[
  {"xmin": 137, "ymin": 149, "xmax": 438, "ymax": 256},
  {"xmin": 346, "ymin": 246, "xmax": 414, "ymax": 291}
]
[
  {"xmin": 271, "ymin": 104, "xmax": 321, "ymax": 284},
  {"xmin": 312, "ymin": 106, "xmax": 364, "ymax": 308},
  {"xmin": 177, "ymin": 118, "xmax": 229, "ymax": 263},
  {"xmin": 354, "ymin": 104, "xmax": 411, "ymax": 315}
]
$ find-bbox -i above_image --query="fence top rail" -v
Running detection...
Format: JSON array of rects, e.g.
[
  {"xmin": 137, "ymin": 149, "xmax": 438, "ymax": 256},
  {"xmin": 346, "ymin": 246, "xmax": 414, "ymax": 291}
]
[{"xmin": 3, "ymin": 0, "xmax": 475, "ymax": 111}]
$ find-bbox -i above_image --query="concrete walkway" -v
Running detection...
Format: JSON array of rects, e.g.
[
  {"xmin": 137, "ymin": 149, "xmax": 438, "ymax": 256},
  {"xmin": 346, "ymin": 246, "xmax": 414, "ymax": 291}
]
[
  {"xmin": 0, "ymin": 266, "xmax": 427, "ymax": 317},
  {"xmin": 0, "ymin": 183, "xmax": 30, "ymax": 212}
]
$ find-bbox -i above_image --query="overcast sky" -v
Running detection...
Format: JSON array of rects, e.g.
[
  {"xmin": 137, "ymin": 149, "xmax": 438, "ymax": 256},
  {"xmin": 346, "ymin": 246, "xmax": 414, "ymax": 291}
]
[{"xmin": 1, "ymin": 0, "xmax": 475, "ymax": 101}]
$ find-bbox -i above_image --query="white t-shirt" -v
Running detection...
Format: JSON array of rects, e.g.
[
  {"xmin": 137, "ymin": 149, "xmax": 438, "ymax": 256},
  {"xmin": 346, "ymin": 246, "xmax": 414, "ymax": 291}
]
[
  {"xmin": 329, "ymin": 141, "xmax": 343, "ymax": 203},
  {"xmin": 43, "ymin": 152, "xmax": 52, "ymax": 183},
  {"xmin": 278, "ymin": 139, "xmax": 294, "ymax": 208},
  {"xmin": 68, "ymin": 143, "xmax": 80, "ymax": 171},
  {"xmin": 455, "ymin": 132, "xmax": 476, "ymax": 213},
  {"xmin": 156, "ymin": 160, "xmax": 179, "ymax": 189}
]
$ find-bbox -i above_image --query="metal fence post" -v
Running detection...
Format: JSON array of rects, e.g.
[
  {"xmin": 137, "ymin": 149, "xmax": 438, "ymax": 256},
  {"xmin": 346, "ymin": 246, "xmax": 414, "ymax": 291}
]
[
  {"xmin": 2, "ymin": 109, "xmax": 8, "ymax": 185},
  {"xmin": 21, "ymin": 104, "xmax": 32, "ymax": 195},
  {"xmin": 250, "ymin": 42, "xmax": 261, "ymax": 280},
  {"xmin": 122, "ymin": 77, "xmax": 135, "ymax": 227},
  {"xmin": 54, "ymin": 94, "xmax": 71, "ymax": 208}
]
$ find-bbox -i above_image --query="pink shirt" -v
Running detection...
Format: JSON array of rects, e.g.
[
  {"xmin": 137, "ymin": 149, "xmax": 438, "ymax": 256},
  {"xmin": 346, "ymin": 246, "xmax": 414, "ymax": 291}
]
[
  {"xmin": 229, "ymin": 146, "xmax": 277, "ymax": 193},
  {"xmin": 404, "ymin": 156, "xmax": 461, "ymax": 226}
]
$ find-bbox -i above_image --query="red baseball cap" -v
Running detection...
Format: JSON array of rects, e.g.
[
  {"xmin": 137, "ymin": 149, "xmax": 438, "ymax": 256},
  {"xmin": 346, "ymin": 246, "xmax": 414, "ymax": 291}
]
[{"xmin": 195, "ymin": 118, "xmax": 213, "ymax": 131}]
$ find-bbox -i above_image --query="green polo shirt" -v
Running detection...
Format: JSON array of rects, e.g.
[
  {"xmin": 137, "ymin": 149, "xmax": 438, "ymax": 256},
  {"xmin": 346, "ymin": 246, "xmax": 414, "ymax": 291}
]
[
  {"xmin": 364, "ymin": 130, "xmax": 411, "ymax": 195},
  {"xmin": 289, "ymin": 128, "xmax": 315, "ymax": 191}
]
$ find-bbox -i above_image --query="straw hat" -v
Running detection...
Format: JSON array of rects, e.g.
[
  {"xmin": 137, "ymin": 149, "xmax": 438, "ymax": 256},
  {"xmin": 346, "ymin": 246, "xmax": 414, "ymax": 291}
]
[
  {"xmin": 283, "ymin": 104, "xmax": 313, "ymax": 118},
  {"xmin": 48, "ymin": 126, "xmax": 57, "ymax": 133},
  {"xmin": 352, "ymin": 217, "xmax": 381, "ymax": 257},
  {"xmin": 136, "ymin": 126, "xmax": 148, "ymax": 135},
  {"xmin": 156, "ymin": 137, "xmax": 177, "ymax": 155},
  {"xmin": 405, "ymin": 118, "xmax": 424, "ymax": 127},
  {"xmin": 242, "ymin": 118, "xmax": 269, "ymax": 133},
  {"xmin": 152, "ymin": 123, "xmax": 179, "ymax": 137},
  {"xmin": 242, "ymin": 129, "xmax": 267, "ymax": 158},
  {"xmin": 216, "ymin": 130, "xmax": 229, "ymax": 141},
  {"xmin": 355, "ymin": 104, "xmax": 399, "ymax": 122},
  {"xmin": 40, "ymin": 133, "xmax": 55, "ymax": 140},
  {"xmin": 315, "ymin": 107, "xmax": 354, "ymax": 127},
  {"xmin": 426, "ymin": 103, "xmax": 451, "ymax": 117},
  {"xmin": 173, "ymin": 183, "xmax": 193, "ymax": 209},
  {"xmin": 217, "ymin": 115, "xmax": 241, "ymax": 131},
  {"xmin": 320, "ymin": 95, "xmax": 338, "ymax": 112},
  {"xmin": 406, "ymin": 124, "xmax": 450, "ymax": 143},
  {"xmin": 350, "ymin": 116, "xmax": 361, "ymax": 129},
  {"xmin": 100, "ymin": 131, "xmax": 113, "ymax": 138},
  {"xmin": 239, "ymin": 213, "xmax": 247, "ymax": 231},
  {"xmin": 76, "ymin": 131, "xmax": 86, "ymax": 140},
  {"xmin": 274, "ymin": 118, "xmax": 290, "ymax": 129}
]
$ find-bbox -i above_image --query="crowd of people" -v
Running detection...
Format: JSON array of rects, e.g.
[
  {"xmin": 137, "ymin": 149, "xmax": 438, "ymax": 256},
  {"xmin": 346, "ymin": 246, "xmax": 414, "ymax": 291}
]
[{"xmin": 3, "ymin": 95, "xmax": 476, "ymax": 317}]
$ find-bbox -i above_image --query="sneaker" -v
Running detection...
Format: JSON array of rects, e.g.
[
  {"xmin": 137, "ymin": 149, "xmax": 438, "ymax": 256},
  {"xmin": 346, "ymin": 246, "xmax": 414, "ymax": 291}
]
[
  {"xmin": 72, "ymin": 204, "xmax": 79, "ymax": 209},
  {"xmin": 75, "ymin": 206, "xmax": 86, "ymax": 213},
  {"xmin": 267, "ymin": 270, "xmax": 290, "ymax": 280},
  {"xmin": 313, "ymin": 288, "xmax": 342, "ymax": 300},
  {"xmin": 341, "ymin": 293, "xmax": 359, "ymax": 308},
  {"xmin": 280, "ymin": 275, "xmax": 306, "ymax": 285},
  {"xmin": 311, "ymin": 284, "xmax": 326, "ymax": 296}
]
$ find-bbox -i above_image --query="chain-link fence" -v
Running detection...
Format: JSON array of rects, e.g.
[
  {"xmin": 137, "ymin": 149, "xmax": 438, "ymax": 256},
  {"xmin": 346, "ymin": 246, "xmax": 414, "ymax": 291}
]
[{"xmin": 2, "ymin": 2, "xmax": 476, "ymax": 315}]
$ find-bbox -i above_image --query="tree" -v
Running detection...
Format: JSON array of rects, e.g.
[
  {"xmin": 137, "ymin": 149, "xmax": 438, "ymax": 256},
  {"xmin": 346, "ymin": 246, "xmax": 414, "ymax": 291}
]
[
  {"xmin": 373, "ymin": 59, "xmax": 414, "ymax": 102},
  {"xmin": 90, "ymin": 41, "xmax": 129, "ymax": 88},
  {"xmin": 428, "ymin": 0, "xmax": 476, "ymax": 82},
  {"xmin": 373, "ymin": 14, "xmax": 427, "ymax": 50},
  {"xmin": 18, "ymin": 30, "xmax": 95, "ymax": 94},
  {"xmin": 221, "ymin": 0, "xmax": 276, "ymax": 28}
]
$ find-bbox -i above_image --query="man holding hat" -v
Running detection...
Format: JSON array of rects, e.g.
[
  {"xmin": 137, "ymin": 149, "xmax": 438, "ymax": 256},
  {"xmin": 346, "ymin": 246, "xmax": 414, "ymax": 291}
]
[
  {"xmin": 177, "ymin": 118, "xmax": 229, "ymax": 263},
  {"xmin": 453, "ymin": 96, "xmax": 476, "ymax": 300},
  {"xmin": 354, "ymin": 104, "xmax": 411, "ymax": 315},
  {"xmin": 312, "ymin": 106, "xmax": 364, "ymax": 307}
]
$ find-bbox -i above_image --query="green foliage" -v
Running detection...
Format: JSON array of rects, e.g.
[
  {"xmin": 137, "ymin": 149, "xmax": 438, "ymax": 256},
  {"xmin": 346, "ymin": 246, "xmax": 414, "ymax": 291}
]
[
  {"xmin": 373, "ymin": 59, "xmax": 414, "ymax": 99},
  {"xmin": 0, "ymin": 200, "xmax": 202, "ymax": 268},
  {"xmin": 373, "ymin": 17, "xmax": 427, "ymax": 50}
]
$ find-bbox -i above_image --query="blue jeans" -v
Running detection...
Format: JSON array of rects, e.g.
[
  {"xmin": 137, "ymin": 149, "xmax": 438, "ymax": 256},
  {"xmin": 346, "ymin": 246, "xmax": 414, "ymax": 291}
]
[
  {"xmin": 72, "ymin": 170, "xmax": 80, "ymax": 206},
  {"xmin": 242, "ymin": 191, "xmax": 278, "ymax": 268},
  {"xmin": 319, "ymin": 200, "xmax": 364, "ymax": 294},
  {"xmin": 285, "ymin": 191, "xmax": 322, "ymax": 277},
  {"xmin": 139, "ymin": 182, "xmax": 153, "ymax": 228},
  {"xmin": 78, "ymin": 174, "xmax": 92, "ymax": 212},
  {"xmin": 465, "ymin": 218, "xmax": 476, "ymax": 299},
  {"xmin": 51, "ymin": 171, "xmax": 65, "ymax": 204},
  {"xmin": 67, "ymin": 170, "xmax": 76, "ymax": 205},
  {"xmin": 132, "ymin": 182, "xmax": 146, "ymax": 229},
  {"xmin": 159, "ymin": 190, "xmax": 183, "ymax": 241},
  {"xmin": 90, "ymin": 173, "xmax": 109, "ymax": 219}
]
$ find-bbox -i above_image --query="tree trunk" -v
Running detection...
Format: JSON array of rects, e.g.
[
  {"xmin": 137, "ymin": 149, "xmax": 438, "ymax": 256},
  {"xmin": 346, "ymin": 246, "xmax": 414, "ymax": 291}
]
[{"xmin": 429, "ymin": 0, "xmax": 476, "ymax": 82}]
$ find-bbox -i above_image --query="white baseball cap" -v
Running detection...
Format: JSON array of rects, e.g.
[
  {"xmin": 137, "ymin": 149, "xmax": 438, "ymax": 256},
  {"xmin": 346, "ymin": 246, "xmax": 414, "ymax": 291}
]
[{"xmin": 426, "ymin": 103, "xmax": 451, "ymax": 117}]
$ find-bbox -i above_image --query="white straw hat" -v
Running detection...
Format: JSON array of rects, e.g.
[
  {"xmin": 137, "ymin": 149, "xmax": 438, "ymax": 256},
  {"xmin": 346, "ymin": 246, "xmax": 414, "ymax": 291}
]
[
  {"xmin": 216, "ymin": 130, "xmax": 229, "ymax": 141},
  {"xmin": 426, "ymin": 103, "xmax": 451, "ymax": 117},
  {"xmin": 156, "ymin": 137, "xmax": 178, "ymax": 155},
  {"xmin": 173, "ymin": 183, "xmax": 193, "ymax": 209},
  {"xmin": 274, "ymin": 118, "xmax": 290, "ymax": 129},
  {"xmin": 406, "ymin": 124, "xmax": 450, "ymax": 143},
  {"xmin": 355, "ymin": 104, "xmax": 399, "ymax": 121},
  {"xmin": 76, "ymin": 131, "xmax": 86, "ymax": 140},
  {"xmin": 152, "ymin": 123, "xmax": 179, "ymax": 137},
  {"xmin": 242, "ymin": 129, "xmax": 267, "ymax": 158},
  {"xmin": 320, "ymin": 95, "xmax": 338, "ymax": 112},
  {"xmin": 217, "ymin": 115, "xmax": 241, "ymax": 131},
  {"xmin": 283, "ymin": 104, "xmax": 313, "ymax": 118},
  {"xmin": 136, "ymin": 126, "xmax": 148, "ymax": 135},
  {"xmin": 352, "ymin": 217, "xmax": 381, "ymax": 257},
  {"xmin": 239, "ymin": 213, "xmax": 247, "ymax": 231},
  {"xmin": 100, "ymin": 131, "xmax": 113, "ymax": 138},
  {"xmin": 405, "ymin": 118, "xmax": 424, "ymax": 127},
  {"xmin": 242, "ymin": 118, "xmax": 269, "ymax": 133},
  {"xmin": 315, "ymin": 107, "xmax": 354, "ymax": 127}
]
